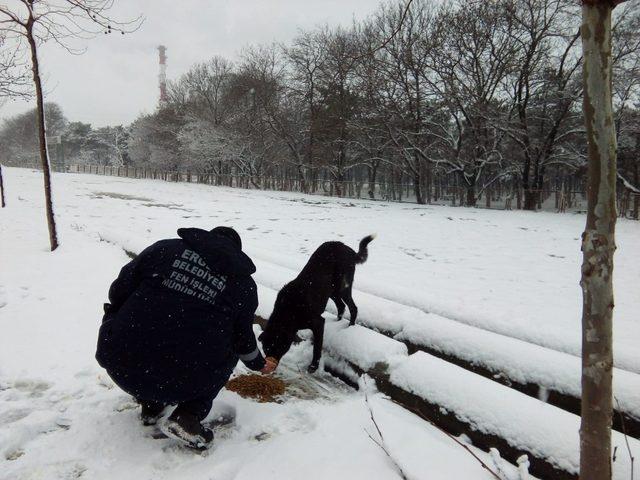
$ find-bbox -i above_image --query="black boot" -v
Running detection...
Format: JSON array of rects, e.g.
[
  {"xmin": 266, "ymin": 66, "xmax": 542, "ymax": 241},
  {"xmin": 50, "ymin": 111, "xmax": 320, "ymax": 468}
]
[
  {"xmin": 160, "ymin": 411, "xmax": 214, "ymax": 450},
  {"xmin": 139, "ymin": 401, "xmax": 166, "ymax": 426}
]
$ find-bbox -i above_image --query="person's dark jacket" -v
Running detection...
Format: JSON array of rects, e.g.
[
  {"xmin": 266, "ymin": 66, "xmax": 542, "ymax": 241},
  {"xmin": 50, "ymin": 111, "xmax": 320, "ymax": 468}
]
[{"xmin": 95, "ymin": 228, "xmax": 265, "ymax": 402}]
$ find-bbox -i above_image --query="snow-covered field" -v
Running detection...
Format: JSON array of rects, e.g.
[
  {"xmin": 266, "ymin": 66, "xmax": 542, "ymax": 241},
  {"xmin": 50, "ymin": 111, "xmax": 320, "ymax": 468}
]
[{"xmin": 1, "ymin": 167, "xmax": 639, "ymax": 479}]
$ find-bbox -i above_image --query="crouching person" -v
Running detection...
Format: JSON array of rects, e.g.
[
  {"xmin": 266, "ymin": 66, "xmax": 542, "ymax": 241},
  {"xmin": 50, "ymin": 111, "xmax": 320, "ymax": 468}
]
[{"xmin": 96, "ymin": 226, "xmax": 277, "ymax": 450}]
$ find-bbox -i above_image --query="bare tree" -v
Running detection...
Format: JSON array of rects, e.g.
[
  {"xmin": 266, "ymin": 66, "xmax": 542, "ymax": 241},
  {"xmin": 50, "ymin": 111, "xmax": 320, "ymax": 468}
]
[
  {"xmin": 284, "ymin": 29, "xmax": 328, "ymax": 190},
  {"xmin": 579, "ymin": 0, "xmax": 627, "ymax": 479},
  {"xmin": 0, "ymin": 1, "xmax": 141, "ymax": 251},
  {"xmin": 0, "ymin": 162, "xmax": 5, "ymax": 207},
  {"xmin": 169, "ymin": 56, "xmax": 234, "ymax": 127},
  {"xmin": 29, "ymin": 0, "xmax": 637, "ymax": 215},
  {"xmin": 0, "ymin": 32, "xmax": 32, "ymax": 209},
  {"xmin": 313, "ymin": 27, "xmax": 362, "ymax": 194},
  {"xmin": 368, "ymin": 0, "xmax": 443, "ymax": 204},
  {"xmin": 611, "ymin": 3, "xmax": 640, "ymax": 218},
  {"xmin": 0, "ymin": 125, "xmax": 5, "ymax": 206},
  {"xmin": 237, "ymin": 44, "xmax": 311, "ymax": 185},
  {"xmin": 429, "ymin": 0, "xmax": 520, "ymax": 206},
  {"xmin": 0, "ymin": 33, "xmax": 31, "ymax": 99},
  {"xmin": 500, "ymin": 0, "xmax": 583, "ymax": 210}
]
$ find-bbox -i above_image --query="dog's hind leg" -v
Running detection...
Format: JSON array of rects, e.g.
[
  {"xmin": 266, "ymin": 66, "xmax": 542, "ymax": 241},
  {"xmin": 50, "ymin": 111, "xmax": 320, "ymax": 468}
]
[
  {"xmin": 308, "ymin": 315, "xmax": 325, "ymax": 373},
  {"xmin": 331, "ymin": 294, "xmax": 346, "ymax": 320},
  {"xmin": 342, "ymin": 268, "xmax": 358, "ymax": 326},
  {"xmin": 343, "ymin": 293, "xmax": 358, "ymax": 326}
]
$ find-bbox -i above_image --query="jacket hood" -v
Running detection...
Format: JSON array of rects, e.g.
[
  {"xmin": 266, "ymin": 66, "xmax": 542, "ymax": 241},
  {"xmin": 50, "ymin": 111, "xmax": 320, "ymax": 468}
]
[{"xmin": 177, "ymin": 228, "xmax": 256, "ymax": 277}]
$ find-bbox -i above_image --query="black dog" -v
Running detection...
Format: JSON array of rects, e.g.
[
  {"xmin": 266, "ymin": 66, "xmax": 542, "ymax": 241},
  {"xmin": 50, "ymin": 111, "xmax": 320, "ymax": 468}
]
[{"xmin": 259, "ymin": 235, "xmax": 375, "ymax": 372}]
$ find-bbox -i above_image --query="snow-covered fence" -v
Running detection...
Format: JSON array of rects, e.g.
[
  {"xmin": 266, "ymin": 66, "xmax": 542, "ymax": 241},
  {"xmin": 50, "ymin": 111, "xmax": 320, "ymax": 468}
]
[
  {"xmin": 252, "ymin": 317, "xmax": 640, "ymax": 480},
  {"xmin": 357, "ymin": 312, "xmax": 640, "ymax": 440},
  {"xmin": 17, "ymin": 162, "xmax": 639, "ymax": 217},
  {"xmin": 315, "ymin": 322, "xmax": 639, "ymax": 480},
  {"xmin": 63, "ymin": 163, "xmax": 425, "ymax": 203}
]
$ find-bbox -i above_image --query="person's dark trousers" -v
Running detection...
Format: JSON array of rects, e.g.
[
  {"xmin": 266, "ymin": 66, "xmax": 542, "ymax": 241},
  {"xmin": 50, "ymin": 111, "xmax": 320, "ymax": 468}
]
[
  {"xmin": 139, "ymin": 399, "xmax": 166, "ymax": 417},
  {"xmin": 172, "ymin": 362, "xmax": 236, "ymax": 421},
  {"xmin": 119, "ymin": 359, "xmax": 237, "ymax": 426},
  {"xmin": 138, "ymin": 393, "xmax": 216, "ymax": 422},
  {"xmin": 173, "ymin": 395, "xmax": 216, "ymax": 421}
]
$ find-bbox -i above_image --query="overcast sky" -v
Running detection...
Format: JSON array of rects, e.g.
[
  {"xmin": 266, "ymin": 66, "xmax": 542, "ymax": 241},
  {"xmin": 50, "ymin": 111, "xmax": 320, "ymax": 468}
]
[{"xmin": 1, "ymin": 0, "xmax": 383, "ymax": 127}]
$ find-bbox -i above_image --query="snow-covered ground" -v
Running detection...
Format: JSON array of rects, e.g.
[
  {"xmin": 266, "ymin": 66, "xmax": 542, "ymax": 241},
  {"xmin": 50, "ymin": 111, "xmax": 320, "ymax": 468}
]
[
  {"xmin": 8, "ymin": 167, "xmax": 639, "ymax": 369},
  {"xmin": 1, "ymin": 167, "xmax": 639, "ymax": 479}
]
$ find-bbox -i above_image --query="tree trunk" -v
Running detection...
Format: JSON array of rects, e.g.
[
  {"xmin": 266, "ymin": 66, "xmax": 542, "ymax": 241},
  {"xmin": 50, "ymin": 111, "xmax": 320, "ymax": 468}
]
[
  {"xmin": 521, "ymin": 152, "xmax": 532, "ymax": 209},
  {"xmin": 27, "ymin": 25, "xmax": 59, "ymax": 251},
  {"xmin": 523, "ymin": 189, "xmax": 537, "ymax": 210},
  {"xmin": 425, "ymin": 163, "xmax": 432, "ymax": 204},
  {"xmin": 298, "ymin": 164, "xmax": 306, "ymax": 193},
  {"xmin": 466, "ymin": 184, "xmax": 476, "ymax": 207},
  {"xmin": 579, "ymin": 4, "xmax": 618, "ymax": 480},
  {"xmin": 536, "ymin": 166, "xmax": 546, "ymax": 210},
  {"xmin": 634, "ymin": 161, "xmax": 639, "ymax": 220},
  {"xmin": 522, "ymin": 154, "xmax": 541, "ymax": 210},
  {"xmin": 516, "ymin": 185, "xmax": 522, "ymax": 210},
  {"xmin": 413, "ymin": 172, "xmax": 424, "ymax": 204},
  {"xmin": 368, "ymin": 164, "xmax": 378, "ymax": 199},
  {"xmin": 0, "ymin": 164, "xmax": 5, "ymax": 208}
]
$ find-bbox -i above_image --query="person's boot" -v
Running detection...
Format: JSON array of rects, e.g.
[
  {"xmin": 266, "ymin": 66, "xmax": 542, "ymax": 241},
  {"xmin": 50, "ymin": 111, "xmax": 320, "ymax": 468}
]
[
  {"xmin": 160, "ymin": 411, "xmax": 214, "ymax": 450},
  {"xmin": 140, "ymin": 401, "xmax": 166, "ymax": 426}
]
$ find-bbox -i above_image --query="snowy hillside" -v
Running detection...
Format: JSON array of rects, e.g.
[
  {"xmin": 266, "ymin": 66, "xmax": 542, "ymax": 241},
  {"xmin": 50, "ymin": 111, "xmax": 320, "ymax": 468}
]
[{"xmin": 1, "ymin": 167, "xmax": 639, "ymax": 479}]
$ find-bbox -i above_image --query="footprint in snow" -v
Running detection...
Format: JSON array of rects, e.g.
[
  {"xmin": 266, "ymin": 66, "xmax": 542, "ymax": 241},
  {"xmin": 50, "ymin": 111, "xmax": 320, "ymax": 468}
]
[
  {"xmin": 55, "ymin": 417, "xmax": 73, "ymax": 430},
  {"xmin": 115, "ymin": 401, "xmax": 138, "ymax": 413},
  {"xmin": 273, "ymin": 407, "xmax": 316, "ymax": 435},
  {"xmin": 0, "ymin": 408, "xmax": 32, "ymax": 426},
  {"xmin": 399, "ymin": 247, "xmax": 430, "ymax": 260},
  {"xmin": 66, "ymin": 464, "xmax": 87, "ymax": 479},
  {"xmin": 96, "ymin": 374, "xmax": 115, "ymax": 390},
  {"xmin": 12, "ymin": 379, "xmax": 52, "ymax": 397},
  {"xmin": 5, "ymin": 449, "xmax": 25, "ymax": 461}
]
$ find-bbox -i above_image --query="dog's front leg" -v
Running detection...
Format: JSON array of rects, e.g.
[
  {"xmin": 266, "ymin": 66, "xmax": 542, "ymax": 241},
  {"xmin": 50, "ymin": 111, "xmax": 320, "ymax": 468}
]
[{"xmin": 308, "ymin": 316, "xmax": 325, "ymax": 373}]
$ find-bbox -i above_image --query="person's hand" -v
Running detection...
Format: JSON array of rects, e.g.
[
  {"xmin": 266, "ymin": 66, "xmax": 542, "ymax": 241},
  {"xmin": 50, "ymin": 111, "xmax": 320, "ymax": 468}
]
[{"xmin": 260, "ymin": 357, "xmax": 278, "ymax": 375}]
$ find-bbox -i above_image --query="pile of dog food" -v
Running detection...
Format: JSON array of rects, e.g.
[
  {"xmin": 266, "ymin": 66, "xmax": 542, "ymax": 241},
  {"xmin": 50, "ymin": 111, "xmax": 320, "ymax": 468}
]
[{"xmin": 226, "ymin": 374, "xmax": 286, "ymax": 402}]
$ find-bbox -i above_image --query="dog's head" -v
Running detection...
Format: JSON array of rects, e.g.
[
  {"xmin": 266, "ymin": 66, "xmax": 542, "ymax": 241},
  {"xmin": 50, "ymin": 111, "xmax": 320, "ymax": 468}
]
[{"xmin": 258, "ymin": 315, "xmax": 296, "ymax": 362}]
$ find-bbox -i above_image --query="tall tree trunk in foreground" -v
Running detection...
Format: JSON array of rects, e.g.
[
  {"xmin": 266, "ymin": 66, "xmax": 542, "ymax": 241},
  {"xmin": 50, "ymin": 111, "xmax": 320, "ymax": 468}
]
[
  {"xmin": 26, "ymin": 19, "xmax": 59, "ymax": 251},
  {"xmin": 579, "ymin": 1, "xmax": 622, "ymax": 479},
  {"xmin": 0, "ymin": 164, "xmax": 5, "ymax": 208},
  {"xmin": 634, "ymin": 162, "xmax": 639, "ymax": 220}
]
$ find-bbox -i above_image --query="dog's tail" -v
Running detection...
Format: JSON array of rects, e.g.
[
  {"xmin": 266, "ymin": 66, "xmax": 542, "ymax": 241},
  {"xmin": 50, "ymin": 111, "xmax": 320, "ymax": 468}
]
[{"xmin": 355, "ymin": 234, "xmax": 376, "ymax": 264}]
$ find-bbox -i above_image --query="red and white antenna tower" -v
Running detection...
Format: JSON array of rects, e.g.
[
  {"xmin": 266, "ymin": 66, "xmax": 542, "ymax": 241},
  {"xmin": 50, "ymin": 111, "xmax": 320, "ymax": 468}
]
[{"xmin": 158, "ymin": 45, "xmax": 168, "ymax": 105}]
